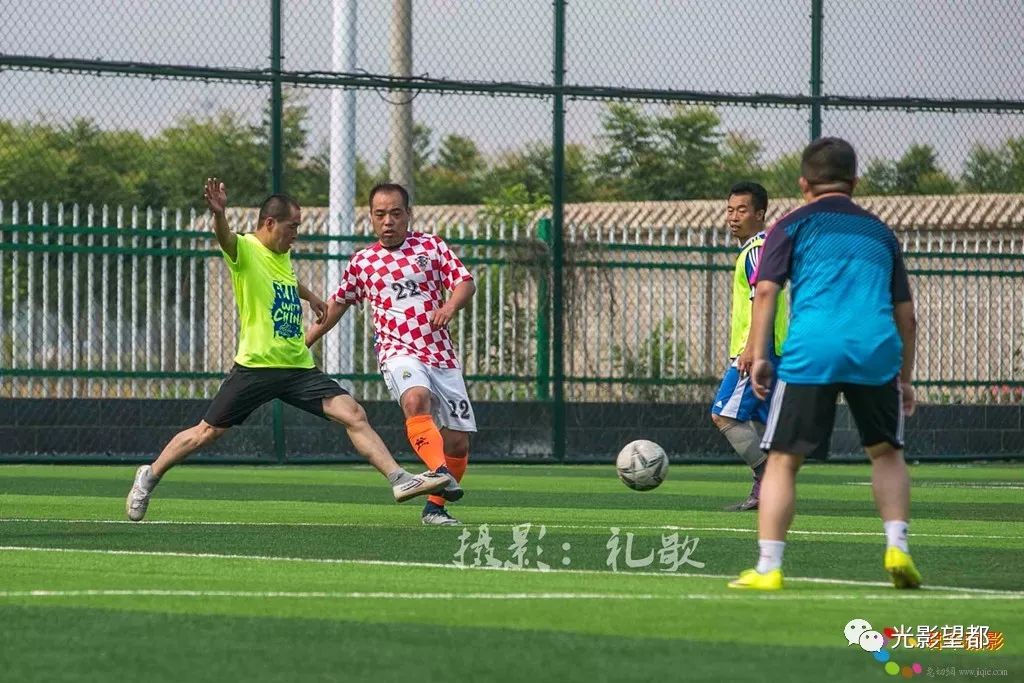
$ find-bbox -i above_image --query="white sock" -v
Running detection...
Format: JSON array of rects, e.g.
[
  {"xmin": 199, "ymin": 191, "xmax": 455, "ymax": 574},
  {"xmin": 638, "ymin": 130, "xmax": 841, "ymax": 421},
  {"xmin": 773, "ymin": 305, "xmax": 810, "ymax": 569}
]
[
  {"xmin": 884, "ymin": 520, "xmax": 909, "ymax": 552},
  {"xmin": 756, "ymin": 540, "xmax": 785, "ymax": 573},
  {"xmin": 386, "ymin": 468, "xmax": 410, "ymax": 485}
]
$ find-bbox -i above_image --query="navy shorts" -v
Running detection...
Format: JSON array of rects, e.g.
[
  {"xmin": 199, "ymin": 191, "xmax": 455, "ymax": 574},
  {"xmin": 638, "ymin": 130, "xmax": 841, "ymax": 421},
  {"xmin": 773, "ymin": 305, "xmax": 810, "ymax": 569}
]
[{"xmin": 760, "ymin": 377, "xmax": 905, "ymax": 459}]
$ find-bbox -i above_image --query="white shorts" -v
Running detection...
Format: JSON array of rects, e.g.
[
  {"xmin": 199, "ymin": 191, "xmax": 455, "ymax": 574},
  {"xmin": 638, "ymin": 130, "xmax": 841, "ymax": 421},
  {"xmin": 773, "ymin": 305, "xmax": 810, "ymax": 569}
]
[{"xmin": 380, "ymin": 356, "xmax": 477, "ymax": 433}]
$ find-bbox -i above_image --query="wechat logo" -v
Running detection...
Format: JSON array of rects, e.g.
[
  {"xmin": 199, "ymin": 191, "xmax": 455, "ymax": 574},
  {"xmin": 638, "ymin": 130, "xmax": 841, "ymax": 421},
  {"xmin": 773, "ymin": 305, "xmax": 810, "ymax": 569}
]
[{"xmin": 844, "ymin": 618, "xmax": 879, "ymax": 650}]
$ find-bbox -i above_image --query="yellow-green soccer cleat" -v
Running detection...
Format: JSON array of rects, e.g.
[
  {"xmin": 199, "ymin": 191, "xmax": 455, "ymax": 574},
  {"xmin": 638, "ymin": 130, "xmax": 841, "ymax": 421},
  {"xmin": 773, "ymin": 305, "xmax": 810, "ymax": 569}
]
[
  {"xmin": 884, "ymin": 547, "xmax": 922, "ymax": 589},
  {"xmin": 727, "ymin": 568, "xmax": 783, "ymax": 591}
]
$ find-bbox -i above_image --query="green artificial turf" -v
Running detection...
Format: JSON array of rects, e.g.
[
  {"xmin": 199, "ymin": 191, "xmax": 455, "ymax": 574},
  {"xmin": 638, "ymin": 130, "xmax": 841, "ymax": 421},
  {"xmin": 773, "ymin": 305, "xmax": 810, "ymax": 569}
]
[{"xmin": 1, "ymin": 463, "xmax": 1021, "ymax": 682}]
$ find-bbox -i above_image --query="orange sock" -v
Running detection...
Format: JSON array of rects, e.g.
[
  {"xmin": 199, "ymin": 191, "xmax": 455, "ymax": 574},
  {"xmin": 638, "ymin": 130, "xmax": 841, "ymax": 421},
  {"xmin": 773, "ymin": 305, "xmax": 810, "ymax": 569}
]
[
  {"xmin": 405, "ymin": 415, "xmax": 447, "ymax": 471},
  {"xmin": 445, "ymin": 454, "xmax": 468, "ymax": 481},
  {"xmin": 428, "ymin": 454, "xmax": 468, "ymax": 507}
]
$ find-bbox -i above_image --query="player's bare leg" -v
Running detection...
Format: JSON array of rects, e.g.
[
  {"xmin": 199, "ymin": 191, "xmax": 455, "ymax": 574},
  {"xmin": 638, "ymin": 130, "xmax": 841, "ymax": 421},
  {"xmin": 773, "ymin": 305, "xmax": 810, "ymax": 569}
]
[
  {"xmin": 867, "ymin": 442, "xmax": 921, "ymax": 588},
  {"xmin": 126, "ymin": 421, "xmax": 227, "ymax": 521},
  {"xmin": 729, "ymin": 451, "xmax": 801, "ymax": 589},
  {"xmin": 322, "ymin": 394, "xmax": 402, "ymax": 475},
  {"xmin": 866, "ymin": 442, "xmax": 909, "ymax": 521},
  {"xmin": 758, "ymin": 451, "xmax": 801, "ymax": 543},
  {"xmin": 153, "ymin": 421, "xmax": 227, "ymax": 476},
  {"xmin": 321, "ymin": 394, "xmax": 448, "ymax": 503}
]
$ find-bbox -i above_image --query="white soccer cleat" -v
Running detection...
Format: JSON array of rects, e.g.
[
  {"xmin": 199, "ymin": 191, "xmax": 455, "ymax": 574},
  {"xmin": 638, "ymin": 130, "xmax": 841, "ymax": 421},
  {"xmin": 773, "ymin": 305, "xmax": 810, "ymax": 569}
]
[
  {"xmin": 392, "ymin": 471, "xmax": 448, "ymax": 503},
  {"xmin": 125, "ymin": 465, "xmax": 155, "ymax": 521},
  {"xmin": 422, "ymin": 508, "xmax": 461, "ymax": 526}
]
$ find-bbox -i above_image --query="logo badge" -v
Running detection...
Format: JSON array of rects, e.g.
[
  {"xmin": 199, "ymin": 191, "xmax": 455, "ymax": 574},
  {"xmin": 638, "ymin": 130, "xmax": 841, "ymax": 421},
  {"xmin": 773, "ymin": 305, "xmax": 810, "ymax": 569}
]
[{"xmin": 416, "ymin": 255, "xmax": 429, "ymax": 270}]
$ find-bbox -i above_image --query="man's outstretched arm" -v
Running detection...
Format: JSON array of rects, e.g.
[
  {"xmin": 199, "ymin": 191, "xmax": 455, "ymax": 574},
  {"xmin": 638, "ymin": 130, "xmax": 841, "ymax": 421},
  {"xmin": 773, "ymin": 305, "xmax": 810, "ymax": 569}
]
[{"xmin": 203, "ymin": 177, "xmax": 237, "ymax": 261}]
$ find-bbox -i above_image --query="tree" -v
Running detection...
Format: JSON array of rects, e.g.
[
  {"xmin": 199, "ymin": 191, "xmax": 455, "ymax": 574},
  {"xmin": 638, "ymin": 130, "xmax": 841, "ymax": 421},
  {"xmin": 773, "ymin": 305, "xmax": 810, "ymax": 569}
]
[
  {"xmin": 593, "ymin": 103, "xmax": 660, "ymax": 200},
  {"xmin": 486, "ymin": 142, "xmax": 596, "ymax": 203},
  {"xmin": 487, "ymin": 143, "xmax": 551, "ymax": 200},
  {"xmin": 0, "ymin": 121, "xmax": 71, "ymax": 205},
  {"xmin": 761, "ymin": 152, "xmax": 803, "ymax": 199},
  {"xmin": 293, "ymin": 149, "xmax": 378, "ymax": 209},
  {"xmin": 61, "ymin": 121, "xmax": 151, "ymax": 207},
  {"xmin": 479, "ymin": 182, "xmax": 549, "ymax": 228},
  {"xmin": 593, "ymin": 104, "xmax": 725, "ymax": 201},
  {"xmin": 563, "ymin": 144, "xmax": 600, "ymax": 202},
  {"xmin": 6, "ymin": 103, "xmax": 1016, "ymax": 212},
  {"xmin": 654, "ymin": 106, "xmax": 722, "ymax": 199},
  {"xmin": 150, "ymin": 96, "xmax": 328, "ymax": 209},
  {"xmin": 1008, "ymin": 137, "xmax": 1024, "ymax": 189},
  {"xmin": 149, "ymin": 112, "xmax": 267, "ymax": 209},
  {"xmin": 718, "ymin": 132, "xmax": 764, "ymax": 190},
  {"xmin": 0, "ymin": 119, "xmax": 155, "ymax": 208},
  {"xmin": 278, "ymin": 96, "xmax": 327, "ymax": 207},
  {"xmin": 860, "ymin": 144, "xmax": 956, "ymax": 195},
  {"xmin": 963, "ymin": 144, "xmax": 1010, "ymax": 192},
  {"xmin": 417, "ymin": 134, "xmax": 488, "ymax": 205},
  {"xmin": 962, "ymin": 137, "xmax": 1024, "ymax": 193}
]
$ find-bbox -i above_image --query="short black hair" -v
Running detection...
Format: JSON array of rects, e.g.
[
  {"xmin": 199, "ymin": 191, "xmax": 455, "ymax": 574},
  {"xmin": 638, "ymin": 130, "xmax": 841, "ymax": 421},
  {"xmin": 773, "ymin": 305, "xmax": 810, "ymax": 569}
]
[
  {"xmin": 801, "ymin": 137, "xmax": 857, "ymax": 192},
  {"xmin": 257, "ymin": 193, "xmax": 300, "ymax": 226},
  {"xmin": 728, "ymin": 181, "xmax": 769, "ymax": 215},
  {"xmin": 369, "ymin": 182, "xmax": 410, "ymax": 208}
]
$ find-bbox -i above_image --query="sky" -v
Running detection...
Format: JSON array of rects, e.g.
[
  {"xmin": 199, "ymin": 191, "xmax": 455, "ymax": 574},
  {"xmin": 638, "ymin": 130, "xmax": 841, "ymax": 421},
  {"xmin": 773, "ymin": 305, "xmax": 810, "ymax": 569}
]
[{"xmin": 1, "ymin": 0, "xmax": 1023, "ymax": 175}]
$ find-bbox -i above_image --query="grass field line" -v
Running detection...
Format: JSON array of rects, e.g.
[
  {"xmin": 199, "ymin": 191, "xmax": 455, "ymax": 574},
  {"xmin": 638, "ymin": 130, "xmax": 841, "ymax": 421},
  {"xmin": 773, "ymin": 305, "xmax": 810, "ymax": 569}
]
[
  {"xmin": 0, "ymin": 588, "xmax": 1019, "ymax": 602},
  {"xmin": 846, "ymin": 482, "xmax": 1024, "ymax": 490},
  {"xmin": 2, "ymin": 517, "xmax": 1020, "ymax": 541},
  {"xmin": 2, "ymin": 545, "xmax": 1021, "ymax": 597}
]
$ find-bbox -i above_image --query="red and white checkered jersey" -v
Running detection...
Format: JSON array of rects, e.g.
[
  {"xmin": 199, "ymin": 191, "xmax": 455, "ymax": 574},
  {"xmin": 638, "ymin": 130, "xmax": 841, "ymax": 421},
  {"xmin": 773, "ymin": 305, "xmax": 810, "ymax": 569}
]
[{"xmin": 332, "ymin": 231, "xmax": 474, "ymax": 369}]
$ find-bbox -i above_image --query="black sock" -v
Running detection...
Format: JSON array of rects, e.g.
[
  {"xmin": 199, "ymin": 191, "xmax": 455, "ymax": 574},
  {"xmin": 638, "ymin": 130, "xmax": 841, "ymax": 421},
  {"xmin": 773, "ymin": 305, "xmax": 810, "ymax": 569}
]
[{"xmin": 753, "ymin": 460, "xmax": 766, "ymax": 481}]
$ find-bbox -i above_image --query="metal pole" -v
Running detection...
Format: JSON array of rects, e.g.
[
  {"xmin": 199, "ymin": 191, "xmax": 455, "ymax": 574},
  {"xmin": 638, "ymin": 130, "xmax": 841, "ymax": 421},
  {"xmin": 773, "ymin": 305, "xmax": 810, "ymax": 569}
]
[
  {"xmin": 270, "ymin": 0, "xmax": 285, "ymax": 193},
  {"xmin": 270, "ymin": 0, "xmax": 285, "ymax": 461},
  {"xmin": 551, "ymin": 0, "xmax": 567, "ymax": 461},
  {"xmin": 327, "ymin": 0, "xmax": 357, "ymax": 389},
  {"xmin": 388, "ymin": 0, "xmax": 415, "ymax": 198},
  {"xmin": 809, "ymin": 0, "xmax": 824, "ymax": 141},
  {"xmin": 535, "ymin": 218, "xmax": 551, "ymax": 400}
]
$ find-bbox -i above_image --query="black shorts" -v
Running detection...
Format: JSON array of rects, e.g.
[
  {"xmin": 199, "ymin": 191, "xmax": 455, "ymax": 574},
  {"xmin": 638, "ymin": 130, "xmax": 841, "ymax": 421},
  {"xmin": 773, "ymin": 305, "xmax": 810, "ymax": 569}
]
[
  {"xmin": 203, "ymin": 364, "xmax": 349, "ymax": 428},
  {"xmin": 760, "ymin": 377, "xmax": 905, "ymax": 459}
]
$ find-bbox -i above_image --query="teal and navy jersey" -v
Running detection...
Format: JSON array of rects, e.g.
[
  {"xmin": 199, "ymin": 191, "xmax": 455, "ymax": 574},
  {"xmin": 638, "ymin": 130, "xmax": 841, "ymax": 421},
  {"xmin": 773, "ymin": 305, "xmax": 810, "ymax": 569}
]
[{"xmin": 756, "ymin": 195, "xmax": 911, "ymax": 384}]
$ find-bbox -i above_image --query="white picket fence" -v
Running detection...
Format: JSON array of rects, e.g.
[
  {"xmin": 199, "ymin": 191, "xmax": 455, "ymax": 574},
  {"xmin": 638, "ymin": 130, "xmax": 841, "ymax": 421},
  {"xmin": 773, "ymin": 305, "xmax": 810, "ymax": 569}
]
[{"xmin": 2, "ymin": 199, "xmax": 1023, "ymax": 404}]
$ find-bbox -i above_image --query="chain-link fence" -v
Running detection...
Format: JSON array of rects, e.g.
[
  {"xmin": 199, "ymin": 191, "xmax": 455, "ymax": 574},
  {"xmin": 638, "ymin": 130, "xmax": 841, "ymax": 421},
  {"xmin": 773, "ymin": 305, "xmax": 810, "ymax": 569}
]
[{"xmin": 2, "ymin": 1, "xmax": 1024, "ymax": 461}]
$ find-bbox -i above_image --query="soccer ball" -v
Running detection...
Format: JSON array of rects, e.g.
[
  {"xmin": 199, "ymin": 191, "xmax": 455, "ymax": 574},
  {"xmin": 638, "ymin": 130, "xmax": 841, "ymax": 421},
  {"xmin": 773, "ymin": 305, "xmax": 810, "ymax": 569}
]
[{"xmin": 615, "ymin": 440, "xmax": 669, "ymax": 491}]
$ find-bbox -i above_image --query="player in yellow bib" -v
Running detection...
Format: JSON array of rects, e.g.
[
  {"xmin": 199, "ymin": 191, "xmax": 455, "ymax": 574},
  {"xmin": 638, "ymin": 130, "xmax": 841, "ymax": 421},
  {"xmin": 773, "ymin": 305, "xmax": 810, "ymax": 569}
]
[
  {"xmin": 710, "ymin": 182, "xmax": 788, "ymax": 511},
  {"xmin": 125, "ymin": 179, "xmax": 448, "ymax": 521}
]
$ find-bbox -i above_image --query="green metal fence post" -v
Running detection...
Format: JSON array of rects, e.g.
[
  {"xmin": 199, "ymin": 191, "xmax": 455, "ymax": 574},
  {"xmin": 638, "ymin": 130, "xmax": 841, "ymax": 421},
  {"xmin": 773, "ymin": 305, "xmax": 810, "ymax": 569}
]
[
  {"xmin": 551, "ymin": 0, "xmax": 567, "ymax": 461},
  {"xmin": 270, "ymin": 0, "xmax": 284, "ymax": 194},
  {"xmin": 535, "ymin": 218, "xmax": 551, "ymax": 400},
  {"xmin": 270, "ymin": 0, "xmax": 286, "ymax": 463},
  {"xmin": 809, "ymin": 0, "xmax": 824, "ymax": 141}
]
